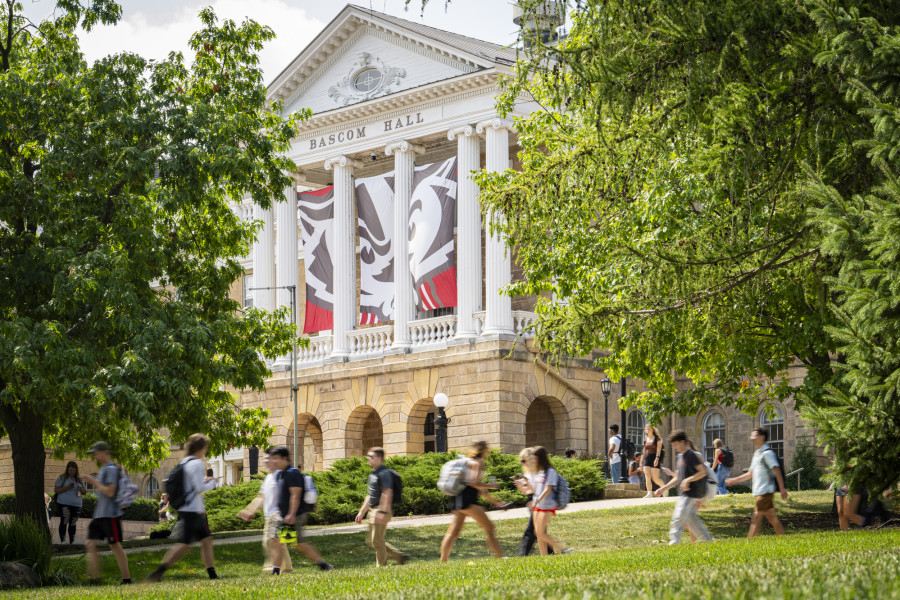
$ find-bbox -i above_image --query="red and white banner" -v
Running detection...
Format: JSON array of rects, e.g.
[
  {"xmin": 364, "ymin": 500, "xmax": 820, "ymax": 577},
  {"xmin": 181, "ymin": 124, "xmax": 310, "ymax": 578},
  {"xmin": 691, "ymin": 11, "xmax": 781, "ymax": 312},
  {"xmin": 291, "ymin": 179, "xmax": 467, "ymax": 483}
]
[
  {"xmin": 355, "ymin": 171, "xmax": 395, "ymax": 325},
  {"xmin": 409, "ymin": 157, "xmax": 458, "ymax": 311},
  {"xmin": 298, "ymin": 186, "xmax": 335, "ymax": 333}
]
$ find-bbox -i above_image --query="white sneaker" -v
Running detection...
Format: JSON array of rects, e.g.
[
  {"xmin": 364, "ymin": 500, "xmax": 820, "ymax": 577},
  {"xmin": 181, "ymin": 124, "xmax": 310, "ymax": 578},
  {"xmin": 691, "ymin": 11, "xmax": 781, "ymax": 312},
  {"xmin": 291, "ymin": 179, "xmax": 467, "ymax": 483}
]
[
  {"xmin": 644, "ymin": 492, "xmax": 653, "ymax": 498},
  {"xmin": 561, "ymin": 548, "xmax": 574, "ymax": 554}
]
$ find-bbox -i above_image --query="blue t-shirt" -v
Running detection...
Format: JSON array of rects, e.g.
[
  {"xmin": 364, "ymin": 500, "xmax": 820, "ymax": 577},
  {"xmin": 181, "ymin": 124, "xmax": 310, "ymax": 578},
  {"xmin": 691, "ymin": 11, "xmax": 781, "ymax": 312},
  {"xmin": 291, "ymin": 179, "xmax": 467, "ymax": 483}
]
[
  {"xmin": 93, "ymin": 463, "xmax": 122, "ymax": 518},
  {"xmin": 54, "ymin": 476, "xmax": 85, "ymax": 508}
]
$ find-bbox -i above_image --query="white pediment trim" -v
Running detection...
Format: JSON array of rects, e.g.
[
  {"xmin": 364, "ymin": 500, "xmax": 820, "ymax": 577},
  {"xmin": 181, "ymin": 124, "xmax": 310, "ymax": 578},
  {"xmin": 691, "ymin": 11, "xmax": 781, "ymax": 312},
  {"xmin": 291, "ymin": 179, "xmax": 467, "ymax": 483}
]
[{"xmin": 268, "ymin": 6, "xmax": 498, "ymax": 106}]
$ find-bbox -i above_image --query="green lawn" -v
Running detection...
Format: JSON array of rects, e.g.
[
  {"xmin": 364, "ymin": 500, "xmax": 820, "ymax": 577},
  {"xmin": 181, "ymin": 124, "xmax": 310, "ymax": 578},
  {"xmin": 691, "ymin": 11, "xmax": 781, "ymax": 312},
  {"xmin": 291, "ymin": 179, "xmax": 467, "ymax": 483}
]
[{"xmin": 13, "ymin": 491, "xmax": 900, "ymax": 599}]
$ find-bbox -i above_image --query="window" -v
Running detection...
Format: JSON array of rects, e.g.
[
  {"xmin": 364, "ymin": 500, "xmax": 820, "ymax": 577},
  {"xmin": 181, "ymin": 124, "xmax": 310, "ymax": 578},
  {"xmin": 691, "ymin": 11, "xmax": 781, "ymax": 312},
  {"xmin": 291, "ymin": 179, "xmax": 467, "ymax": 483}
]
[
  {"xmin": 627, "ymin": 410, "xmax": 645, "ymax": 450},
  {"xmin": 760, "ymin": 406, "xmax": 785, "ymax": 463},
  {"xmin": 702, "ymin": 411, "xmax": 726, "ymax": 464},
  {"xmin": 353, "ymin": 68, "xmax": 383, "ymax": 93},
  {"xmin": 144, "ymin": 476, "xmax": 159, "ymax": 499},
  {"xmin": 84, "ymin": 473, "xmax": 98, "ymax": 493},
  {"xmin": 243, "ymin": 274, "xmax": 254, "ymax": 309}
]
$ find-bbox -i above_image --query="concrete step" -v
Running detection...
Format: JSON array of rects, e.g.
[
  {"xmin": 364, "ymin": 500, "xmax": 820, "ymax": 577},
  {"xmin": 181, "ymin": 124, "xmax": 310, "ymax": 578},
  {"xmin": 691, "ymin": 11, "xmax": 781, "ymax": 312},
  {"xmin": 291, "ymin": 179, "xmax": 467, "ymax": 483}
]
[
  {"xmin": 603, "ymin": 483, "xmax": 650, "ymax": 500},
  {"xmin": 606, "ymin": 483, "xmax": 644, "ymax": 491}
]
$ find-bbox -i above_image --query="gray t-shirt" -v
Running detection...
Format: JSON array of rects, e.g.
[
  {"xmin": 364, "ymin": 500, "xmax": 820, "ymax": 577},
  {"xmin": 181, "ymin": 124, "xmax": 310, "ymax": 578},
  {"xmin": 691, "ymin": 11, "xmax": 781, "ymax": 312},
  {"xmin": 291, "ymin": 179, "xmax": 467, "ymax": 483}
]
[
  {"xmin": 93, "ymin": 463, "xmax": 122, "ymax": 518},
  {"xmin": 54, "ymin": 476, "xmax": 85, "ymax": 508},
  {"xmin": 367, "ymin": 465, "xmax": 393, "ymax": 507}
]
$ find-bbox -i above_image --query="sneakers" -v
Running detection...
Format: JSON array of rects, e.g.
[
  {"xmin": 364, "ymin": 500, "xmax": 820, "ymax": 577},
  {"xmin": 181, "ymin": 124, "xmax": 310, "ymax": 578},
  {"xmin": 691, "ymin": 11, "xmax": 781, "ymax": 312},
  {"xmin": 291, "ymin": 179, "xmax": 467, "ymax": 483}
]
[
  {"xmin": 560, "ymin": 548, "xmax": 575, "ymax": 554},
  {"xmin": 397, "ymin": 554, "xmax": 410, "ymax": 565},
  {"xmin": 644, "ymin": 492, "xmax": 653, "ymax": 498},
  {"xmin": 317, "ymin": 562, "xmax": 334, "ymax": 571}
]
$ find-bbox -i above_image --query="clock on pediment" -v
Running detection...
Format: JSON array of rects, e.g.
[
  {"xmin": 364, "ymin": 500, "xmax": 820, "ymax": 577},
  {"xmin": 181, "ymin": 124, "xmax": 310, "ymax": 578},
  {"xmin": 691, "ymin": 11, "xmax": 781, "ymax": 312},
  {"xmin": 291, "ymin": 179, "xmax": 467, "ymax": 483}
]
[{"xmin": 328, "ymin": 52, "xmax": 406, "ymax": 106}]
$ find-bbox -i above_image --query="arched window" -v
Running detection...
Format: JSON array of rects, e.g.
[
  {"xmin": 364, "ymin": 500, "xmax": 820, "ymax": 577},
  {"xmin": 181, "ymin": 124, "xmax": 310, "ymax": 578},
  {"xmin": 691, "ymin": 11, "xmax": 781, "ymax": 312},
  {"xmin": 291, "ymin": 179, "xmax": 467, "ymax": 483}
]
[
  {"xmin": 702, "ymin": 411, "xmax": 726, "ymax": 464},
  {"xmin": 627, "ymin": 410, "xmax": 645, "ymax": 450},
  {"xmin": 760, "ymin": 406, "xmax": 785, "ymax": 463},
  {"xmin": 144, "ymin": 476, "xmax": 160, "ymax": 499}
]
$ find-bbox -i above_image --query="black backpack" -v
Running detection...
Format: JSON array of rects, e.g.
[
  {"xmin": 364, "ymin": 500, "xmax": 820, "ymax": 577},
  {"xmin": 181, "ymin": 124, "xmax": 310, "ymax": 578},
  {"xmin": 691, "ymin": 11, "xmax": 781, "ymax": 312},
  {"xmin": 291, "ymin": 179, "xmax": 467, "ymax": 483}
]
[
  {"xmin": 721, "ymin": 447, "xmax": 735, "ymax": 468},
  {"xmin": 618, "ymin": 435, "xmax": 636, "ymax": 461},
  {"xmin": 389, "ymin": 469, "xmax": 403, "ymax": 506},
  {"xmin": 164, "ymin": 457, "xmax": 197, "ymax": 510}
]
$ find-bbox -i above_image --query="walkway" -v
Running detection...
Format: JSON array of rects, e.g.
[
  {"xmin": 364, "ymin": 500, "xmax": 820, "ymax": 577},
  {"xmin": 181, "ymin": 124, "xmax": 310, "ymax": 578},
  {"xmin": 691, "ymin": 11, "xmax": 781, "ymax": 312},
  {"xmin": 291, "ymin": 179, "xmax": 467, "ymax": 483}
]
[{"xmin": 111, "ymin": 495, "xmax": 676, "ymax": 555}]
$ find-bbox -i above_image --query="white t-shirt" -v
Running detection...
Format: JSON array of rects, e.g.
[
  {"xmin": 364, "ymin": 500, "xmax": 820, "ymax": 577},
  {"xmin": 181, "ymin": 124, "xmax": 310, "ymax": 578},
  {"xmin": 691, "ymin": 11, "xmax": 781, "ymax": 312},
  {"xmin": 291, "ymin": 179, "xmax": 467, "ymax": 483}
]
[
  {"xmin": 261, "ymin": 471, "xmax": 280, "ymax": 517},
  {"xmin": 609, "ymin": 435, "xmax": 622, "ymax": 464}
]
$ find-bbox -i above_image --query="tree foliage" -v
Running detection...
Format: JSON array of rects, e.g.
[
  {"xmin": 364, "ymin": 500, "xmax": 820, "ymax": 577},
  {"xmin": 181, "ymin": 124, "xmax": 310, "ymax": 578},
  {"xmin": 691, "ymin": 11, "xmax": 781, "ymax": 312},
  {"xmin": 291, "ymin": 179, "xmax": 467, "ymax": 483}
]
[
  {"xmin": 470, "ymin": 0, "xmax": 900, "ymax": 492},
  {"xmin": 0, "ymin": 0, "xmax": 303, "ymax": 522}
]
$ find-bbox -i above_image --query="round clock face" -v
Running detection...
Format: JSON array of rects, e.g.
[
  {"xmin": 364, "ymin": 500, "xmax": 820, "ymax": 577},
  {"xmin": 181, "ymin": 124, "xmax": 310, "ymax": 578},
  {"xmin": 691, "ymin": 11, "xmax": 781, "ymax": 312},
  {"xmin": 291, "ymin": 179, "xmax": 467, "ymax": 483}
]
[{"xmin": 353, "ymin": 68, "xmax": 383, "ymax": 93}]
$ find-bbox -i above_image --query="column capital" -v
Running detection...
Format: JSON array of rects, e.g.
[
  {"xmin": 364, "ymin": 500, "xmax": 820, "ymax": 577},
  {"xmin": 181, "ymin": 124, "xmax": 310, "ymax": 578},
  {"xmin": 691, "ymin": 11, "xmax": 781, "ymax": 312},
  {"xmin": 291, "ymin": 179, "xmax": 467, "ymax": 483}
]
[
  {"xmin": 324, "ymin": 155, "xmax": 364, "ymax": 171},
  {"xmin": 384, "ymin": 140, "xmax": 425, "ymax": 156},
  {"xmin": 447, "ymin": 124, "xmax": 476, "ymax": 140},
  {"xmin": 476, "ymin": 118, "xmax": 516, "ymax": 134}
]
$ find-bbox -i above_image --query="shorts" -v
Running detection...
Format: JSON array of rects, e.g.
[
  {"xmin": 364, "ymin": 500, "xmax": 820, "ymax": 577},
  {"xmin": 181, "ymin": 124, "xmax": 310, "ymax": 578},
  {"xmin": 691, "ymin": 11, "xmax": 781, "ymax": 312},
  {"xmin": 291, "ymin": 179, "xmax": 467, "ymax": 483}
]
[
  {"xmin": 754, "ymin": 493, "xmax": 775, "ymax": 513},
  {"xmin": 178, "ymin": 511, "xmax": 212, "ymax": 545},
  {"xmin": 642, "ymin": 454, "xmax": 658, "ymax": 468},
  {"xmin": 272, "ymin": 512, "xmax": 308, "ymax": 543},
  {"xmin": 533, "ymin": 508, "xmax": 557, "ymax": 515},
  {"xmin": 87, "ymin": 517, "xmax": 123, "ymax": 544},
  {"xmin": 834, "ymin": 486, "xmax": 849, "ymax": 498},
  {"xmin": 453, "ymin": 486, "xmax": 479, "ymax": 512}
]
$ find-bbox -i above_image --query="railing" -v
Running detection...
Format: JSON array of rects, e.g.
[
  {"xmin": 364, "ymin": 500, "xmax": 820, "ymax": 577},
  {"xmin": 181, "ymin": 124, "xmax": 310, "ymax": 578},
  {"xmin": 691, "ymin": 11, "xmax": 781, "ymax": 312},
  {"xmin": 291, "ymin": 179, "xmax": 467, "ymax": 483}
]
[
  {"xmin": 409, "ymin": 314, "xmax": 457, "ymax": 347},
  {"xmin": 348, "ymin": 325, "xmax": 393, "ymax": 356},
  {"xmin": 298, "ymin": 335, "xmax": 332, "ymax": 364},
  {"xmin": 512, "ymin": 310, "xmax": 537, "ymax": 338},
  {"xmin": 786, "ymin": 467, "xmax": 804, "ymax": 491},
  {"xmin": 473, "ymin": 311, "xmax": 486, "ymax": 336}
]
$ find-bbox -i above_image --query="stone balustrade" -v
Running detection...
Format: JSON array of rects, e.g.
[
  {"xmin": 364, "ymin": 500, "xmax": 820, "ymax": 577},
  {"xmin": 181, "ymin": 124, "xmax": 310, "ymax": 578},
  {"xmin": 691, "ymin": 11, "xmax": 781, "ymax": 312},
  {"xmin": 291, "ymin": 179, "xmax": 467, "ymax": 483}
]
[
  {"xmin": 348, "ymin": 325, "xmax": 393, "ymax": 356},
  {"xmin": 298, "ymin": 335, "xmax": 333, "ymax": 364},
  {"xmin": 409, "ymin": 314, "xmax": 457, "ymax": 347}
]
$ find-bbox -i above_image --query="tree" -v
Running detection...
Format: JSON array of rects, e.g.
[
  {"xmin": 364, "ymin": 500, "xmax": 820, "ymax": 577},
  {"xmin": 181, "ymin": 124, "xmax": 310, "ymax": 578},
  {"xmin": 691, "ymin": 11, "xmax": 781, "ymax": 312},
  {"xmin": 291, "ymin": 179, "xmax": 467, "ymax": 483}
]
[
  {"xmin": 0, "ymin": 0, "xmax": 302, "ymax": 525},
  {"xmin": 470, "ymin": 0, "xmax": 900, "ymax": 491}
]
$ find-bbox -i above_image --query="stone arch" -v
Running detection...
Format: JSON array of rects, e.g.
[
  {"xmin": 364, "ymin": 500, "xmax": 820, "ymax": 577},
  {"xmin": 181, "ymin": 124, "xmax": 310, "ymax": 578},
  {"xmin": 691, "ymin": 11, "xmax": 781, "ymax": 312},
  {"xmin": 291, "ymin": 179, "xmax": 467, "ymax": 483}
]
[
  {"xmin": 285, "ymin": 413, "xmax": 324, "ymax": 472},
  {"xmin": 345, "ymin": 405, "xmax": 384, "ymax": 458},
  {"xmin": 407, "ymin": 397, "xmax": 439, "ymax": 454},
  {"xmin": 525, "ymin": 396, "xmax": 571, "ymax": 455}
]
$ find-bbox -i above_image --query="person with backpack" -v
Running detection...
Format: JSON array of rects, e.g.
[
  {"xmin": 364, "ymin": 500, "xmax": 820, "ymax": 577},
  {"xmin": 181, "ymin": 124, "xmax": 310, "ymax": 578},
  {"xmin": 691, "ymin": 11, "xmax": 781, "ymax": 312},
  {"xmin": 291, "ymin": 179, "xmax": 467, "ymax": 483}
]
[
  {"xmin": 439, "ymin": 441, "xmax": 507, "ymax": 562},
  {"xmin": 82, "ymin": 442, "xmax": 131, "ymax": 585},
  {"xmin": 725, "ymin": 427, "xmax": 789, "ymax": 537},
  {"xmin": 654, "ymin": 431, "xmax": 713, "ymax": 545},
  {"xmin": 147, "ymin": 433, "xmax": 219, "ymax": 582},
  {"xmin": 608, "ymin": 425, "xmax": 622, "ymax": 483},
  {"xmin": 268, "ymin": 445, "xmax": 333, "ymax": 572},
  {"xmin": 354, "ymin": 447, "xmax": 409, "ymax": 567},
  {"xmin": 712, "ymin": 439, "xmax": 733, "ymax": 495},
  {"xmin": 237, "ymin": 449, "xmax": 294, "ymax": 574},
  {"xmin": 516, "ymin": 446, "xmax": 571, "ymax": 556}
]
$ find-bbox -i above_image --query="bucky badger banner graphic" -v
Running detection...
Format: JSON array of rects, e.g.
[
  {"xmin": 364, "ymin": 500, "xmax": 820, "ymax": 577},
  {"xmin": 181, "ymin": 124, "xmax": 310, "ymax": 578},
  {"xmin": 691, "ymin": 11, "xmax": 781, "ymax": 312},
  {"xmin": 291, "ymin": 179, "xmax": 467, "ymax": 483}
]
[
  {"xmin": 409, "ymin": 157, "xmax": 458, "ymax": 311},
  {"xmin": 355, "ymin": 172, "xmax": 395, "ymax": 324},
  {"xmin": 298, "ymin": 185, "xmax": 335, "ymax": 333}
]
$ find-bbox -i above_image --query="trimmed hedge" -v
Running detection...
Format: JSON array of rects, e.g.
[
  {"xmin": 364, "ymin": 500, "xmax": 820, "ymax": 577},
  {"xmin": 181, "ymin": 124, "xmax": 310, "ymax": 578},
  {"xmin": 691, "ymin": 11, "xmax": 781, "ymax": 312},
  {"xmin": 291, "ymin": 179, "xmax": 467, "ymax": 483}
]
[{"xmin": 0, "ymin": 493, "xmax": 160, "ymax": 522}]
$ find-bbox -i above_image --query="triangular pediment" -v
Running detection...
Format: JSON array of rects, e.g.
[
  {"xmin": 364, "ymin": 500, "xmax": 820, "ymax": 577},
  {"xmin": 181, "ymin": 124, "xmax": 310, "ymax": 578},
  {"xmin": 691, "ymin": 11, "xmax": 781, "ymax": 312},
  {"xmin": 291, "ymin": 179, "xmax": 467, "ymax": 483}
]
[{"xmin": 268, "ymin": 4, "xmax": 513, "ymax": 116}]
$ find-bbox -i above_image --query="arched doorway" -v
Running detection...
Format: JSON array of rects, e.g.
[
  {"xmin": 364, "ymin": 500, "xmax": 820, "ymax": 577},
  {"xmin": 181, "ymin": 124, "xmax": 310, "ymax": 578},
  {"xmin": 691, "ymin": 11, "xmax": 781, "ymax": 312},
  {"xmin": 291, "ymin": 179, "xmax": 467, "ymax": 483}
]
[
  {"xmin": 407, "ymin": 397, "xmax": 438, "ymax": 454},
  {"xmin": 346, "ymin": 406, "xmax": 384, "ymax": 457},
  {"xmin": 286, "ymin": 413, "xmax": 324, "ymax": 471},
  {"xmin": 525, "ymin": 396, "xmax": 571, "ymax": 455}
]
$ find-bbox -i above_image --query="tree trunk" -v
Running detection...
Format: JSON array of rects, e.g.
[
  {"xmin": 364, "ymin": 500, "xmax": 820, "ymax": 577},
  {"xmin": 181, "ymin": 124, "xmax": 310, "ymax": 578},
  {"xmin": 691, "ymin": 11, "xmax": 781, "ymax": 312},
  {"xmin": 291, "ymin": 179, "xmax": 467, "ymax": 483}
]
[{"xmin": 0, "ymin": 404, "xmax": 48, "ymax": 534}]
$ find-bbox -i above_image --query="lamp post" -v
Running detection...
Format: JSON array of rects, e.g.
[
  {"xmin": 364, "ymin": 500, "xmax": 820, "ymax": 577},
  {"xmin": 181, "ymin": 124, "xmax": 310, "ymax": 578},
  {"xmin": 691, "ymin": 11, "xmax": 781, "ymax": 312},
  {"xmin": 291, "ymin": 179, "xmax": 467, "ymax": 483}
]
[
  {"xmin": 619, "ymin": 378, "xmax": 629, "ymax": 483},
  {"xmin": 433, "ymin": 393, "xmax": 450, "ymax": 453},
  {"xmin": 250, "ymin": 284, "xmax": 299, "ymax": 466},
  {"xmin": 600, "ymin": 377, "xmax": 611, "ymax": 480}
]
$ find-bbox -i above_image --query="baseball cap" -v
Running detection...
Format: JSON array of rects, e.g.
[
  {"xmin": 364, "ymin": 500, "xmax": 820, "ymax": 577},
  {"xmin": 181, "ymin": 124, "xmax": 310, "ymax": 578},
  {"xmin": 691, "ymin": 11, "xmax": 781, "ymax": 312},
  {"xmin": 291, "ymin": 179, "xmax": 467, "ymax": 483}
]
[{"xmin": 87, "ymin": 441, "xmax": 111, "ymax": 454}]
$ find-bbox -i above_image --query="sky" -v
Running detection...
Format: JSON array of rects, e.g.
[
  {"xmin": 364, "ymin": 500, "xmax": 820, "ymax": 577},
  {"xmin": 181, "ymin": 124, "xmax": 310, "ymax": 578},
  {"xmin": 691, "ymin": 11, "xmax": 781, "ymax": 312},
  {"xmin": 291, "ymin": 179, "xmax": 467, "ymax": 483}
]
[{"xmin": 21, "ymin": 0, "xmax": 522, "ymax": 86}]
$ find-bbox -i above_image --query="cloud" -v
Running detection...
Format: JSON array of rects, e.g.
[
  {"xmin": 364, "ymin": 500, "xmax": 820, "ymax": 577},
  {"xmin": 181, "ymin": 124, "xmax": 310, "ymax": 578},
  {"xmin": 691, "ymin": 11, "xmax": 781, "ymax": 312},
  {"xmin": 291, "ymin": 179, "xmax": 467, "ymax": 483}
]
[{"xmin": 76, "ymin": 0, "xmax": 324, "ymax": 84}]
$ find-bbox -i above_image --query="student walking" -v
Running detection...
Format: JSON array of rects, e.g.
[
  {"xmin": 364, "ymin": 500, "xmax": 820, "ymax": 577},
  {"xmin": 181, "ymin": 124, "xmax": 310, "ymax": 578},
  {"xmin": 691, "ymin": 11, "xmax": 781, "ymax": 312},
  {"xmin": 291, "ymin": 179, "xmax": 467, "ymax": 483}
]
[
  {"xmin": 355, "ymin": 447, "xmax": 409, "ymax": 566},
  {"xmin": 147, "ymin": 434, "xmax": 219, "ymax": 582},
  {"xmin": 268, "ymin": 446, "xmax": 333, "ymax": 572},
  {"xmin": 642, "ymin": 425, "xmax": 666, "ymax": 497},
  {"xmin": 514, "ymin": 447, "xmax": 554, "ymax": 557},
  {"xmin": 517, "ymin": 446, "xmax": 569, "ymax": 556},
  {"xmin": 82, "ymin": 442, "xmax": 131, "ymax": 585},
  {"xmin": 608, "ymin": 425, "xmax": 623, "ymax": 483},
  {"xmin": 712, "ymin": 439, "xmax": 731, "ymax": 495},
  {"xmin": 54, "ymin": 461, "xmax": 87, "ymax": 544},
  {"xmin": 726, "ymin": 427, "xmax": 789, "ymax": 537},
  {"xmin": 440, "ymin": 441, "xmax": 507, "ymax": 562},
  {"xmin": 238, "ymin": 449, "xmax": 294, "ymax": 574},
  {"xmin": 655, "ymin": 431, "xmax": 712, "ymax": 545}
]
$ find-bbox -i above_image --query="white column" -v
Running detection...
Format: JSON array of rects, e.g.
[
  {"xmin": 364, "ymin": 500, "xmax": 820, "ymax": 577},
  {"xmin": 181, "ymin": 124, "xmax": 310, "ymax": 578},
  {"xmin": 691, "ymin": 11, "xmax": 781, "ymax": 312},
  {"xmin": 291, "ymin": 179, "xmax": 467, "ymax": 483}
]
[
  {"xmin": 385, "ymin": 140, "xmax": 424, "ymax": 350},
  {"xmin": 476, "ymin": 118, "xmax": 515, "ymax": 336},
  {"xmin": 253, "ymin": 205, "xmax": 275, "ymax": 312},
  {"xmin": 324, "ymin": 155, "xmax": 362, "ymax": 359},
  {"xmin": 275, "ymin": 179, "xmax": 299, "ymax": 365},
  {"xmin": 448, "ymin": 124, "xmax": 482, "ymax": 339}
]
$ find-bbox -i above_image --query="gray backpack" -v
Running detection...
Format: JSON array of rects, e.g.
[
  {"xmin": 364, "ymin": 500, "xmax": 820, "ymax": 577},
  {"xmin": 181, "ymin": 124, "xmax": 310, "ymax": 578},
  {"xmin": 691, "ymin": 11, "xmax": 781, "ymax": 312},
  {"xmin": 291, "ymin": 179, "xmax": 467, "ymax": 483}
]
[{"xmin": 437, "ymin": 456, "xmax": 469, "ymax": 496}]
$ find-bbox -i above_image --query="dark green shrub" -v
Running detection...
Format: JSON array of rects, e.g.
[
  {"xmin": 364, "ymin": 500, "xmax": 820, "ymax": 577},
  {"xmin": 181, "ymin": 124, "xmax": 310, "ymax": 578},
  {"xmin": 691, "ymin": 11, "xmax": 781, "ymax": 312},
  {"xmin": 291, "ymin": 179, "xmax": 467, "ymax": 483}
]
[
  {"xmin": 121, "ymin": 498, "xmax": 161, "ymax": 522},
  {"xmin": 551, "ymin": 456, "xmax": 607, "ymax": 502},
  {"xmin": 788, "ymin": 437, "xmax": 825, "ymax": 491},
  {"xmin": 203, "ymin": 478, "xmax": 264, "ymax": 532},
  {"xmin": 0, "ymin": 516, "xmax": 51, "ymax": 580},
  {"xmin": 0, "ymin": 493, "xmax": 14, "ymax": 514}
]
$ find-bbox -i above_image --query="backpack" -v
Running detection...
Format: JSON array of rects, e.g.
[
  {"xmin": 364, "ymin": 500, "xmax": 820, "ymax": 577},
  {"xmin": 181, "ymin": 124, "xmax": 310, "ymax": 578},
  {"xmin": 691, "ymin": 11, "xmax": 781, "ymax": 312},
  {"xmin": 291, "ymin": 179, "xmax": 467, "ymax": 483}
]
[
  {"xmin": 437, "ymin": 456, "xmax": 470, "ymax": 496},
  {"xmin": 695, "ymin": 452, "xmax": 717, "ymax": 502},
  {"xmin": 721, "ymin": 447, "xmax": 735, "ymax": 468},
  {"xmin": 618, "ymin": 435, "xmax": 636, "ymax": 461},
  {"xmin": 767, "ymin": 449, "xmax": 787, "ymax": 494},
  {"xmin": 553, "ymin": 469, "xmax": 571, "ymax": 510},
  {"xmin": 388, "ymin": 469, "xmax": 403, "ymax": 506},
  {"xmin": 300, "ymin": 472, "xmax": 318, "ymax": 514},
  {"xmin": 115, "ymin": 466, "xmax": 139, "ymax": 509},
  {"xmin": 164, "ymin": 456, "xmax": 197, "ymax": 510}
]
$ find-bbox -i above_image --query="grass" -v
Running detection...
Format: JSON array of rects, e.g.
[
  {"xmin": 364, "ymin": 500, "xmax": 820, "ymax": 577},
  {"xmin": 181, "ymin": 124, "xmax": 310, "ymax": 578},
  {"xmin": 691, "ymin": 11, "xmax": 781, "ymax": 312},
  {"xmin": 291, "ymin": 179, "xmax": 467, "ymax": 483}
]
[{"xmin": 10, "ymin": 491, "xmax": 900, "ymax": 599}]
